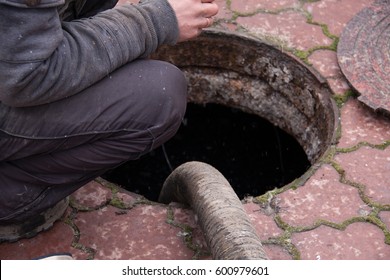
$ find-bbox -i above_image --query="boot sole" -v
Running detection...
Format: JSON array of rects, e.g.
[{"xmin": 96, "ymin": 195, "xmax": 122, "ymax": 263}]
[{"xmin": 0, "ymin": 197, "xmax": 69, "ymax": 243}]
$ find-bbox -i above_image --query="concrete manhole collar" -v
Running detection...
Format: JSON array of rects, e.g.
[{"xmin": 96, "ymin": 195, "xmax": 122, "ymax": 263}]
[{"xmin": 152, "ymin": 29, "xmax": 339, "ymax": 165}]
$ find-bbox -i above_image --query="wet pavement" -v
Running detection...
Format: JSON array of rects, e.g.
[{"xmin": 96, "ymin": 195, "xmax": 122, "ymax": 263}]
[{"xmin": 1, "ymin": 0, "xmax": 389, "ymax": 260}]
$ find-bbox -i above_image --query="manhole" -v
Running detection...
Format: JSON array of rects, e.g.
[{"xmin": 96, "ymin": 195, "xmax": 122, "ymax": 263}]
[
  {"xmin": 103, "ymin": 103, "xmax": 310, "ymax": 200},
  {"xmin": 103, "ymin": 30, "xmax": 338, "ymax": 201}
]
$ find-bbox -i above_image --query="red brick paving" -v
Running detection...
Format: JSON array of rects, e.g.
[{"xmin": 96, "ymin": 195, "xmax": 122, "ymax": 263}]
[
  {"xmin": 303, "ymin": 0, "xmax": 375, "ymax": 36},
  {"xmin": 292, "ymin": 222, "xmax": 390, "ymax": 260},
  {"xmin": 0, "ymin": 0, "xmax": 389, "ymax": 260},
  {"xmin": 278, "ymin": 164, "xmax": 371, "ymax": 227},
  {"xmin": 231, "ymin": 0, "xmax": 300, "ymax": 12},
  {"xmin": 335, "ymin": 146, "xmax": 390, "ymax": 205},
  {"xmin": 308, "ymin": 50, "xmax": 343, "ymax": 79},
  {"xmin": 236, "ymin": 11, "xmax": 333, "ymax": 50},
  {"xmin": 338, "ymin": 99, "xmax": 390, "ymax": 148}
]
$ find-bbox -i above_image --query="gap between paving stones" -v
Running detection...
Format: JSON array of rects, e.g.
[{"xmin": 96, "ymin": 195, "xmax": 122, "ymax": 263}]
[
  {"xmin": 63, "ymin": 207, "xmax": 96, "ymax": 260},
  {"xmin": 165, "ymin": 206, "xmax": 211, "ymax": 260},
  {"xmin": 329, "ymin": 155, "xmax": 390, "ymax": 211}
]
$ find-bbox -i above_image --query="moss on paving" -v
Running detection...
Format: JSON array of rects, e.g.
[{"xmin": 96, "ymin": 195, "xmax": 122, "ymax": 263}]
[{"xmin": 165, "ymin": 207, "xmax": 209, "ymax": 259}]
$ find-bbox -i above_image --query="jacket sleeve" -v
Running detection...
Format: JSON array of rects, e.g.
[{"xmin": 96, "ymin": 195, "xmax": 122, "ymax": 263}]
[{"xmin": 0, "ymin": 0, "xmax": 179, "ymax": 107}]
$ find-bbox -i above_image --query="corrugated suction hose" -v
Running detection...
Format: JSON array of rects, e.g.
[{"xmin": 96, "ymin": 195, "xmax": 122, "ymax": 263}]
[{"xmin": 159, "ymin": 161, "xmax": 269, "ymax": 260}]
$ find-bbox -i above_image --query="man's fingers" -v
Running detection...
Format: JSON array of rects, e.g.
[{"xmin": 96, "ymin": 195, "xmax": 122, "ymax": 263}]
[
  {"xmin": 202, "ymin": 3, "xmax": 219, "ymax": 18},
  {"xmin": 202, "ymin": 17, "xmax": 213, "ymax": 28}
]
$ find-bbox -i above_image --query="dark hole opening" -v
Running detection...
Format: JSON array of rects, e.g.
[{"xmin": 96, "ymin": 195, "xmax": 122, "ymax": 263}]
[{"xmin": 102, "ymin": 103, "xmax": 310, "ymax": 201}]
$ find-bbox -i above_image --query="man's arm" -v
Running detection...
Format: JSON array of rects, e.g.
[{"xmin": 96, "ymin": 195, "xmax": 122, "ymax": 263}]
[{"xmin": 0, "ymin": 0, "xmax": 179, "ymax": 107}]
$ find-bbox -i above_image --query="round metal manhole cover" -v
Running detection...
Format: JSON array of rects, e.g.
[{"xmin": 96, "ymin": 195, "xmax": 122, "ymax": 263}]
[{"xmin": 337, "ymin": 0, "xmax": 390, "ymax": 115}]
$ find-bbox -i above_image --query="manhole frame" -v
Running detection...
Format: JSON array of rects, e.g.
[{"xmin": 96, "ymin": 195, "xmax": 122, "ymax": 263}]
[{"xmin": 152, "ymin": 29, "xmax": 339, "ymax": 167}]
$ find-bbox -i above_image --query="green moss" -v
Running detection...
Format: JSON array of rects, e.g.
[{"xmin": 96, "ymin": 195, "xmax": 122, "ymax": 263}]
[
  {"xmin": 95, "ymin": 177, "xmax": 119, "ymax": 193},
  {"xmin": 255, "ymin": 193, "xmax": 271, "ymax": 205},
  {"xmin": 284, "ymin": 241, "xmax": 301, "ymax": 260},
  {"xmin": 300, "ymin": 8, "xmax": 340, "ymax": 62},
  {"xmin": 362, "ymin": 215, "xmax": 390, "ymax": 245},
  {"xmin": 312, "ymin": 216, "xmax": 390, "ymax": 246},
  {"xmin": 385, "ymin": 231, "xmax": 390, "ymax": 245},
  {"xmin": 300, "ymin": 0, "xmax": 321, "ymax": 4},
  {"xmin": 336, "ymin": 141, "xmax": 390, "ymax": 155},
  {"xmin": 332, "ymin": 92, "xmax": 347, "ymax": 108},
  {"xmin": 329, "ymin": 36, "xmax": 339, "ymax": 51},
  {"xmin": 332, "ymin": 162, "xmax": 390, "ymax": 211},
  {"xmin": 165, "ymin": 206, "xmax": 208, "ymax": 259},
  {"xmin": 274, "ymin": 215, "xmax": 294, "ymax": 231},
  {"xmin": 329, "ymin": 160, "xmax": 346, "ymax": 178},
  {"xmin": 166, "ymin": 207, "xmax": 175, "ymax": 224},
  {"xmin": 254, "ymin": 188, "xmax": 285, "ymax": 207},
  {"xmin": 375, "ymin": 140, "xmax": 390, "ymax": 150},
  {"xmin": 69, "ymin": 197, "xmax": 103, "ymax": 212},
  {"xmin": 264, "ymin": 232, "xmax": 303, "ymax": 259},
  {"xmin": 226, "ymin": 0, "xmax": 232, "ymax": 9},
  {"xmin": 305, "ymin": 10, "xmax": 339, "ymax": 42},
  {"xmin": 293, "ymin": 49, "xmax": 310, "ymax": 64},
  {"xmin": 332, "ymin": 89, "xmax": 357, "ymax": 108},
  {"xmin": 109, "ymin": 196, "xmax": 127, "ymax": 209},
  {"xmin": 254, "ymin": 164, "xmax": 318, "ymax": 208},
  {"xmin": 71, "ymin": 242, "xmax": 96, "ymax": 260},
  {"xmin": 62, "ymin": 209, "xmax": 96, "ymax": 260},
  {"xmin": 320, "ymin": 24, "xmax": 339, "ymax": 43}
]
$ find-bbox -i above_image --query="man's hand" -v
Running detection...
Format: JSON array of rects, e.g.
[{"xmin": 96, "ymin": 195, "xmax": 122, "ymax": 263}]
[{"xmin": 168, "ymin": 0, "xmax": 219, "ymax": 42}]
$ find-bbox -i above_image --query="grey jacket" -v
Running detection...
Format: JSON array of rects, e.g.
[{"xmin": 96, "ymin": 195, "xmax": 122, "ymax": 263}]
[{"xmin": 0, "ymin": 0, "xmax": 179, "ymax": 107}]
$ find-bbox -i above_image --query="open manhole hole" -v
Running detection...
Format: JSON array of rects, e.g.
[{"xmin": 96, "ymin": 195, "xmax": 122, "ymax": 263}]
[{"xmin": 103, "ymin": 30, "xmax": 338, "ymax": 201}]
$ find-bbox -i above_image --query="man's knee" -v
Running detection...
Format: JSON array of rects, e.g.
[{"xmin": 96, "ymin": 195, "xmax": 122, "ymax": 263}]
[
  {"xmin": 139, "ymin": 60, "xmax": 188, "ymax": 150},
  {"xmin": 97, "ymin": 59, "xmax": 188, "ymax": 155},
  {"xmin": 141, "ymin": 60, "xmax": 187, "ymax": 117}
]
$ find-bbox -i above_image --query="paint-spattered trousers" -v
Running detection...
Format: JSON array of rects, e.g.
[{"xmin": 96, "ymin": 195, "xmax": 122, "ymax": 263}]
[{"xmin": 0, "ymin": 59, "xmax": 187, "ymax": 224}]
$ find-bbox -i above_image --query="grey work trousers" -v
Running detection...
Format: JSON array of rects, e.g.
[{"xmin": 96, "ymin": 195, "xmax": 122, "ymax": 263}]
[{"xmin": 0, "ymin": 59, "xmax": 187, "ymax": 224}]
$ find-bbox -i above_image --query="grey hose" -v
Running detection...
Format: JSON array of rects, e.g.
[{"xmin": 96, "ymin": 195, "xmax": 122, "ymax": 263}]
[{"xmin": 159, "ymin": 161, "xmax": 269, "ymax": 260}]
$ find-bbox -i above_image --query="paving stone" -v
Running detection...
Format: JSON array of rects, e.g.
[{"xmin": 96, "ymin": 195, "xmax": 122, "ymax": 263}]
[
  {"xmin": 170, "ymin": 206, "xmax": 210, "ymax": 258},
  {"xmin": 338, "ymin": 99, "xmax": 390, "ymax": 148},
  {"xmin": 303, "ymin": 0, "xmax": 375, "ymax": 36},
  {"xmin": 277, "ymin": 164, "xmax": 371, "ymax": 227},
  {"xmin": 335, "ymin": 146, "xmax": 390, "ymax": 205},
  {"xmin": 236, "ymin": 11, "xmax": 332, "ymax": 50},
  {"xmin": 243, "ymin": 202, "xmax": 284, "ymax": 239},
  {"xmin": 379, "ymin": 211, "xmax": 390, "ymax": 232},
  {"xmin": 292, "ymin": 223, "xmax": 390, "ymax": 260},
  {"xmin": 308, "ymin": 50, "xmax": 343, "ymax": 78},
  {"xmin": 326, "ymin": 76, "xmax": 350, "ymax": 95},
  {"xmin": 231, "ymin": 0, "xmax": 300, "ymax": 13},
  {"xmin": 214, "ymin": 22, "xmax": 238, "ymax": 32},
  {"xmin": 214, "ymin": 0, "xmax": 232, "ymax": 20},
  {"xmin": 70, "ymin": 180, "xmax": 112, "ymax": 209},
  {"xmin": 75, "ymin": 205, "xmax": 194, "ymax": 259},
  {"xmin": 263, "ymin": 244, "xmax": 293, "ymax": 260},
  {"xmin": 116, "ymin": 189, "xmax": 143, "ymax": 207}
]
